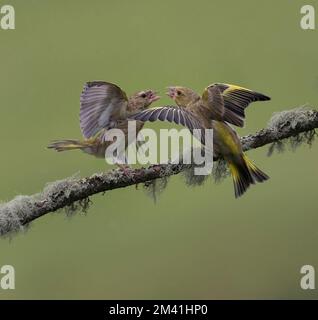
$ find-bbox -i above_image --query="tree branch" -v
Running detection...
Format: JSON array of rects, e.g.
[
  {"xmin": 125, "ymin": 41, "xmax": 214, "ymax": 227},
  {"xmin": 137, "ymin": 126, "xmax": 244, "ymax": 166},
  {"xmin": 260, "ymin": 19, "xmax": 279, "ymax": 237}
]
[{"xmin": 1, "ymin": 107, "xmax": 317, "ymax": 236}]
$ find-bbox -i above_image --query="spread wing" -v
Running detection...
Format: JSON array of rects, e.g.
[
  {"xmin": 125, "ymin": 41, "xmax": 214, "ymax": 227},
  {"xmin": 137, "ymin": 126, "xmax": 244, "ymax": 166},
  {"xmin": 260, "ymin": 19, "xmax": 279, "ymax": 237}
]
[
  {"xmin": 130, "ymin": 106, "xmax": 204, "ymax": 131},
  {"xmin": 206, "ymin": 83, "xmax": 270, "ymax": 127},
  {"xmin": 129, "ymin": 106, "xmax": 206, "ymax": 144},
  {"xmin": 80, "ymin": 81, "xmax": 128, "ymax": 138}
]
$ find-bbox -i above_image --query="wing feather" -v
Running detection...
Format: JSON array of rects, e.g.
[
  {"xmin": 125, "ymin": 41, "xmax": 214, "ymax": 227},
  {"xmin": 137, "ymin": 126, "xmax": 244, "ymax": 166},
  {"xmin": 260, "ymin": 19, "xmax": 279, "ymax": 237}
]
[
  {"xmin": 129, "ymin": 106, "xmax": 205, "ymax": 144},
  {"xmin": 203, "ymin": 85, "xmax": 225, "ymax": 120},
  {"xmin": 206, "ymin": 83, "xmax": 270, "ymax": 127},
  {"xmin": 80, "ymin": 81, "xmax": 128, "ymax": 138}
]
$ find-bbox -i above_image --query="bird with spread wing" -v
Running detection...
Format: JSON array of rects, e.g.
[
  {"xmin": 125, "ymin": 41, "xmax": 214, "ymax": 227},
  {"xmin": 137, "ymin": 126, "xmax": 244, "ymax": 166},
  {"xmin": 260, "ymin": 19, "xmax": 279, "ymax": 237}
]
[
  {"xmin": 48, "ymin": 81, "xmax": 159, "ymax": 168},
  {"xmin": 130, "ymin": 83, "xmax": 270, "ymax": 198}
]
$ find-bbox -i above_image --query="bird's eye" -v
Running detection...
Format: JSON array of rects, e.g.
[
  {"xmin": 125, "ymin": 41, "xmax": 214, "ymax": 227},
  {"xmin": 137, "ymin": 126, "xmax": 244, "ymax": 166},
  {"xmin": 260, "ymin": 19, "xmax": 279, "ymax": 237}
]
[
  {"xmin": 140, "ymin": 93, "xmax": 147, "ymax": 98},
  {"xmin": 177, "ymin": 90, "xmax": 182, "ymax": 96}
]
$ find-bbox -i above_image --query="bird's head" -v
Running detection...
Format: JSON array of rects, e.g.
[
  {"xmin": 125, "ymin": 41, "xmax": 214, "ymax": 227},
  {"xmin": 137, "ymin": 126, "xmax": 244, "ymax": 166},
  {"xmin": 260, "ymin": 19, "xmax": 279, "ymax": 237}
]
[
  {"xmin": 167, "ymin": 86, "xmax": 200, "ymax": 107},
  {"xmin": 129, "ymin": 90, "xmax": 160, "ymax": 111}
]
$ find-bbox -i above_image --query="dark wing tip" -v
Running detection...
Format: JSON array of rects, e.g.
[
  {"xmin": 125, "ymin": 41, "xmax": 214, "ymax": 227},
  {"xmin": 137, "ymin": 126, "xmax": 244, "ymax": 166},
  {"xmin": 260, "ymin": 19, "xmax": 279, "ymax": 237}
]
[{"xmin": 254, "ymin": 92, "xmax": 271, "ymax": 101}]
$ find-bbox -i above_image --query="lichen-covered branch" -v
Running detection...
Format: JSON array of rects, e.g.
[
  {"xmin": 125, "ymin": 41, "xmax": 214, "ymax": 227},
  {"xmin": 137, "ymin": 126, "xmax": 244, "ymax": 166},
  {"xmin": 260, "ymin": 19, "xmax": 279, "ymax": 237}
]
[
  {"xmin": 0, "ymin": 107, "xmax": 317, "ymax": 236},
  {"xmin": 241, "ymin": 108, "xmax": 318, "ymax": 151}
]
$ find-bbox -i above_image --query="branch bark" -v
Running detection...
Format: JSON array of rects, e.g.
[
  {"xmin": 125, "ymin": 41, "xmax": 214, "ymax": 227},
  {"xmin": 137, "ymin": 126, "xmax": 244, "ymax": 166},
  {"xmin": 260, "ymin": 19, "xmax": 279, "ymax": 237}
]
[{"xmin": 1, "ymin": 108, "xmax": 317, "ymax": 236}]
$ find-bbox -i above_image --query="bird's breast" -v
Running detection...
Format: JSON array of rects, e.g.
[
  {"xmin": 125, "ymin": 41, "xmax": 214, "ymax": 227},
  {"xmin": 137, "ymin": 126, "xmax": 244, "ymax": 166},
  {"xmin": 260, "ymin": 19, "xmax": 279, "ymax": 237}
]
[{"xmin": 212, "ymin": 120, "xmax": 242, "ymax": 157}]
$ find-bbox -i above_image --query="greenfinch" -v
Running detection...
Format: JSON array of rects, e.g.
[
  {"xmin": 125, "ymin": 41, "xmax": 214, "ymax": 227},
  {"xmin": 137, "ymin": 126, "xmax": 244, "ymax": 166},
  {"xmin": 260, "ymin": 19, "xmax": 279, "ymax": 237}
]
[
  {"xmin": 131, "ymin": 83, "xmax": 270, "ymax": 197},
  {"xmin": 48, "ymin": 81, "xmax": 160, "ymax": 166}
]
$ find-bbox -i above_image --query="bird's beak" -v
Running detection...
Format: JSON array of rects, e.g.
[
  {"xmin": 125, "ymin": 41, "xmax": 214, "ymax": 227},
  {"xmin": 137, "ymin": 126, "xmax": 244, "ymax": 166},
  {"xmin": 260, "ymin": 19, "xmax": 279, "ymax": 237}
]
[
  {"xmin": 147, "ymin": 90, "xmax": 160, "ymax": 103},
  {"xmin": 166, "ymin": 87, "xmax": 177, "ymax": 100}
]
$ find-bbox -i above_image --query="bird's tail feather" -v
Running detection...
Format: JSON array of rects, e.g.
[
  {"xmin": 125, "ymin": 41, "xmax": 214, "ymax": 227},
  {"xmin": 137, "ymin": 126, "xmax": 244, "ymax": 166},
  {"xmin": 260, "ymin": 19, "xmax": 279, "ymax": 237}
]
[
  {"xmin": 229, "ymin": 154, "xmax": 269, "ymax": 198},
  {"xmin": 243, "ymin": 154, "xmax": 269, "ymax": 184},
  {"xmin": 47, "ymin": 139, "xmax": 92, "ymax": 152}
]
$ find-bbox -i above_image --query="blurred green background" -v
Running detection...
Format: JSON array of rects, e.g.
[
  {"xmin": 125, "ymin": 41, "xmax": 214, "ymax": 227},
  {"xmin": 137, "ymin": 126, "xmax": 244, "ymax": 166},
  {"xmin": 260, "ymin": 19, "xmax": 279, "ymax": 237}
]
[{"xmin": 0, "ymin": 0, "xmax": 317, "ymax": 299}]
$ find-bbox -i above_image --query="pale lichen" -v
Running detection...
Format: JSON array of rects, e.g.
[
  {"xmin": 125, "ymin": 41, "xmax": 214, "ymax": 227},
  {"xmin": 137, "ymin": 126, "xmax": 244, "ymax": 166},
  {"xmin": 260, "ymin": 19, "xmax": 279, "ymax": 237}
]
[
  {"xmin": 267, "ymin": 106, "xmax": 317, "ymax": 156},
  {"xmin": 143, "ymin": 177, "xmax": 169, "ymax": 203},
  {"xmin": 212, "ymin": 159, "xmax": 230, "ymax": 183},
  {"xmin": 0, "ymin": 174, "xmax": 91, "ymax": 237}
]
